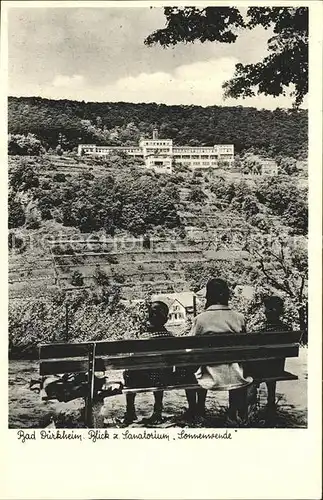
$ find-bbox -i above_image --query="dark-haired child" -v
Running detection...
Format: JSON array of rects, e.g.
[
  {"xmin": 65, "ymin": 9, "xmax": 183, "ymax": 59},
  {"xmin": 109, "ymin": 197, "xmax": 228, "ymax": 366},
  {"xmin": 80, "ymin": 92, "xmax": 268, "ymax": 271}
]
[
  {"xmin": 123, "ymin": 301, "xmax": 173, "ymax": 425},
  {"xmin": 261, "ymin": 295, "xmax": 291, "ymax": 408},
  {"xmin": 184, "ymin": 278, "xmax": 252, "ymax": 424}
]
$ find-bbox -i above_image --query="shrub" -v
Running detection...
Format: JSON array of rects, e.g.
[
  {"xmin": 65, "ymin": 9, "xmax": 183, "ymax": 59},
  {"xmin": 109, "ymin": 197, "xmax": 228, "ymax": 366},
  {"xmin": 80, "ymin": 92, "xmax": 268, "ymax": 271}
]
[
  {"xmin": 187, "ymin": 187, "xmax": 206, "ymax": 203},
  {"xmin": 8, "ymin": 197, "xmax": 25, "ymax": 228},
  {"xmin": 25, "ymin": 202, "xmax": 42, "ymax": 229},
  {"xmin": 82, "ymin": 171, "xmax": 95, "ymax": 181},
  {"xmin": 41, "ymin": 207, "xmax": 52, "ymax": 220},
  {"xmin": 8, "ymin": 231, "xmax": 26, "ymax": 253},
  {"xmin": 41, "ymin": 180, "xmax": 51, "ymax": 190},
  {"xmin": 8, "ymin": 133, "xmax": 45, "ymax": 156},
  {"xmin": 53, "ymin": 173, "xmax": 66, "ymax": 183},
  {"xmin": 9, "ymin": 161, "xmax": 40, "ymax": 192},
  {"xmin": 71, "ymin": 271, "xmax": 84, "ymax": 287}
]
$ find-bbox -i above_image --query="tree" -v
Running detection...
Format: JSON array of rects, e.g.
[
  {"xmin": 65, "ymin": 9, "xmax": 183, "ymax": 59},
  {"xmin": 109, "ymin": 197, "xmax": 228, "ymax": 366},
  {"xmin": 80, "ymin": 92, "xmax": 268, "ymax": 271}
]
[
  {"xmin": 145, "ymin": 7, "xmax": 245, "ymax": 46},
  {"xmin": 8, "ymin": 133, "xmax": 45, "ymax": 156},
  {"xmin": 244, "ymin": 230, "xmax": 308, "ymax": 338},
  {"xmin": 8, "ymin": 231, "xmax": 26, "ymax": 253},
  {"xmin": 8, "ymin": 96, "xmax": 308, "ymax": 157},
  {"xmin": 25, "ymin": 200, "xmax": 42, "ymax": 229},
  {"xmin": 187, "ymin": 186, "xmax": 206, "ymax": 203},
  {"xmin": 71, "ymin": 271, "xmax": 84, "ymax": 287},
  {"xmin": 255, "ymin": 176, "xmax": 307, "ymax": 235},
  {"xmin": 56, "ymin": 144, "xmax": 63, "ymax": 156},
  {"xmin": 145, "ymin": 7, "xmax": 308, "ymax": 106},
  {"xmin": 53, "ymin": 173, "xmax": 66, "ymax": 183},
  {"xmin": 142, "ymin": 234, "xmax": 151, "ymax": 249},
  {"xmin": 8, "ymin": 196, "xmax": 25, "ymax": 228},
  {"xmin": 9, "ymin": 161, "xmax": 40, "ymax": 192},
  {"xmin": 240, "ymin": 155, "xmax": 262, "ymax": 175},
  {"xmin": 277, "ymin": 157, "xmax": 298, "ymax": 176}
]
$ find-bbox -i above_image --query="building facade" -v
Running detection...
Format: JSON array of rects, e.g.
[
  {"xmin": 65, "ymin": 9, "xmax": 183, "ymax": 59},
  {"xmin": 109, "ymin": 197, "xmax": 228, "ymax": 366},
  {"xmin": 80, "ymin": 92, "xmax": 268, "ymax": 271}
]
[
  {"xmin": 78, "ymin": 128, "xmax": 234, "ymax": 172},
  {"xmin": 261, "ymin": 158, "xmax": 279, "ymax": 175},
  {"xmin": 151, "ymin": 291, "xmax": 196, "ymax": 325}
]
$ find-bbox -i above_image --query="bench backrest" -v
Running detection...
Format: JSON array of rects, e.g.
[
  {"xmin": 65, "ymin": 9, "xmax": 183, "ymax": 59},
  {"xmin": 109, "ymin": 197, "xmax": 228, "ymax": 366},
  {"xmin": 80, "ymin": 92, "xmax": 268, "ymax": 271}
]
[{"xmin": 39, "ymin": 331, "xmax": 302, "ymax": 376}]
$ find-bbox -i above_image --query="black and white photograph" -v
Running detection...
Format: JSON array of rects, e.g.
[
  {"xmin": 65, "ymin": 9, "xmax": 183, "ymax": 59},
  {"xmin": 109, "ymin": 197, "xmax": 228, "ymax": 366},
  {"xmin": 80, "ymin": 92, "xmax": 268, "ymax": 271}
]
[{"xmin": 6, "ymin": 3, "xmax": 312, "ymax": 433}]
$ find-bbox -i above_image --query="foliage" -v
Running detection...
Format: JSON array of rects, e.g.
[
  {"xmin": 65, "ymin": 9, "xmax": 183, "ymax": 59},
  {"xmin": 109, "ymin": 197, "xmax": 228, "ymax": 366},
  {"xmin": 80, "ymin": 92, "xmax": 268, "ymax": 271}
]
[
  {"xmin": 145, "ymin": 7, "xmax": 245, "ymax": 46},
  {"xmin": 8, "ymin": 196, "xmax": 25, "ymax": 228},
  {"xmin": 277, "ymin": 156, "xmax": 298, "ymax": 175},
  {"xmin": 24, "ymin": 201, "xmax": 42, "ymax": 229},
  {"xmin": 53, "ymin": 173, "xmax": 66, "ymax": 183},
  {"xmin": 187, "ymin": 186, "xmax": 206, "ymax": 203},
  {"xmin": 9, "ymin": 156, "xmax": 182, "ymax": 236},
  {"xmin": 208, "ymin": 175, "xmax": 307, "ymax": 236},
  {"xmin": 8, "ymin": 231, "xmax": 26, "ymax": 253},
  {"xmin": 240, "ymin": 154, "xmax": 263, "ymax": 175},
  {"xmin": 145, "ymin": 7, "xmax": 308, "ymax": 106},
  {"xmin": 9, "ymin": 159, "xmax": 40, "ymax": 193},
  {"xmin": 8, "ymin": 97, "xmax": 308, "ymax": 158},
  {"xmin": 142, "ymin": 234, "xmax": 151, "ymax": 249},
  {"xmin": 8, "ymin": 152, "xmax": 308, "ymax": 349},
  {"xmin": 8, "ymin": 133, "xmax": 45, "ymax": 156},
  {"xmin": 70, "ymin": 270, "xmax": 84, "ymax": 287},
  {"xmin": 244, "ymin": 231, "xmax": 308, "ymax": 336},
  {"xmin": 55, "ymin": 145, "xmax": 63, "ymax": 156},
  {"xmin": 255, "ymin": 177, "xmax": 307, "ymax": 234},
  {"xmin": 183, "ymin": 232, "xmax": 307, "ymax": 335},
  {"xmin": 9, "ymin": 291, "xmax": 151, "ymax": 355}
]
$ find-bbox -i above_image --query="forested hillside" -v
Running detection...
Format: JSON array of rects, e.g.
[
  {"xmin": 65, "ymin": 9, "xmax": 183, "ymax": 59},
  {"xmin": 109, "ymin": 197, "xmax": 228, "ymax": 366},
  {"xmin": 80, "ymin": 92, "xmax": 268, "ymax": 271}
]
[{"xmin": 8, "ymin": 97, "xmax": 307, "ymax": 158}]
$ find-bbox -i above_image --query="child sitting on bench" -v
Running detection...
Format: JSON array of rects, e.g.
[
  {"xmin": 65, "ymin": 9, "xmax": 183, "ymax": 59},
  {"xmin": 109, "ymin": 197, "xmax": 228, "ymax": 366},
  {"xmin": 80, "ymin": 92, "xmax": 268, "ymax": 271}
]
[
  {"xmin": 184, "ymin": 278, "xmax": 252, "ymax": 425},
  {"xmin": 122, "ymin": 300, "xmax": 174, "ymax": 426},
  {"xmin": 261, "ymin": 295, "xmax": 291, "ymax": 409}
]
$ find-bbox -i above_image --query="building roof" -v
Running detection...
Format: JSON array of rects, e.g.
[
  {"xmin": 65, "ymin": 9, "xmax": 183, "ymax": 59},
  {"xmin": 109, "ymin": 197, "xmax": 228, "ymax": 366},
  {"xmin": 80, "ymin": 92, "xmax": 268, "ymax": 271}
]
[
  {"xmin": 196, "ymin": 287, "xmax": 206, "ymax": 297},
  {"xmin": 151, "ymin": 291, "xmax": 196, "ymax": 310}
]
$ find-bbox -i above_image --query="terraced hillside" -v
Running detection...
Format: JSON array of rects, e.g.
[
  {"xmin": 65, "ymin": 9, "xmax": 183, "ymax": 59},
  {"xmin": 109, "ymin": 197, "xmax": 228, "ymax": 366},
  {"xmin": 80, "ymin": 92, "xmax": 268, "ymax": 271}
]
[
  {"xmin": 9, "ymin": 152, "xmax": 306, "ymax": 305},
  {"xmin": 52, "ymin": 243, "xmax": 203, "ymax": 298},
  {"xmin": 9, "ymin": 154, "xmax": 252, "ymax": 300},
  {"xmin": 10, "ymin": 232, "xmax": 248, "ymax": 301}
]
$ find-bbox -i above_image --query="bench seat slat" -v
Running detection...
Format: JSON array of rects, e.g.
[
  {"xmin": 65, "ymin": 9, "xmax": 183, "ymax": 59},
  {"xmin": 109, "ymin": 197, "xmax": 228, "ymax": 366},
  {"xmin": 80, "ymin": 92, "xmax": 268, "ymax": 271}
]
[
  {"xmin": 40, "ymin": 345, "xmax": 299, "ymax": 375},
  {"xmin": 121, "ymin": 372, "xmax": 298, "ymax": 394},
  {"xmin": 255, "ymin": 371, "xmax": 298, "ymax": 382},
  {"xmin": 39, "ymin": 331, "xmax": 302, "ymax": 360}
]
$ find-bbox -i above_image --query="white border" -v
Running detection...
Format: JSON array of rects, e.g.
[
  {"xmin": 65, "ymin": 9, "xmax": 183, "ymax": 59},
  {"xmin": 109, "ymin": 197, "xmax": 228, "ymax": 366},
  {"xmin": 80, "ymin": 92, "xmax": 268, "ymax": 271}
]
[{"xmin": 1, "ymin": 2, "xmax": 322, "ymax": 499}]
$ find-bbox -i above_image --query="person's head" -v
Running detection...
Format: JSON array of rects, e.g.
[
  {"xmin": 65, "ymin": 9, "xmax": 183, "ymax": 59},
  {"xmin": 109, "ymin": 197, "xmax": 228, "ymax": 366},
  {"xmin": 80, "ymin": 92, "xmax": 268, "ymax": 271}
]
[
  {"xmin": 205, "ymin": 278, "xmax": 230, "ymax": 308},
  {"xmin": 148, "ymin": 301, "xmax": 169, "ymax": 328},
  {"xmin": 263, "ymin": 295, "xmax": 284, "ymax": 322}
]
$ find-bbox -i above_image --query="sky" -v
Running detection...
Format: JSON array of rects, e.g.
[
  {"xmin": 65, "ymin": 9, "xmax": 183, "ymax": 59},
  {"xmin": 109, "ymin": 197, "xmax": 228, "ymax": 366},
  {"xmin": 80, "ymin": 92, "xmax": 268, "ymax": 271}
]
[{"xmin": 8, "ymin": 6, "xmax": 306, "ymax": 110}]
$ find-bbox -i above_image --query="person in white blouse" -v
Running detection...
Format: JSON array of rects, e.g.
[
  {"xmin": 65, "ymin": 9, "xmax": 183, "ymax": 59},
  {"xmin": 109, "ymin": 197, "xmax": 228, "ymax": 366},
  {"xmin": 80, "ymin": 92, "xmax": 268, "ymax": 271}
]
[{"xmin": 184, "ymin": 278, "xmax": 252, "ymax": 424}]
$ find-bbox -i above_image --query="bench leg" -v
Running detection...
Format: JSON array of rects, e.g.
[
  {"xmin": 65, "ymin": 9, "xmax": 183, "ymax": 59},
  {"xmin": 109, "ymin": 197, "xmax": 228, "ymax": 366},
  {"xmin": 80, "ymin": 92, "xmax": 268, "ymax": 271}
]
[
  {"xmin": 84, "ymin": 343, "xmax": 96, "ymax": 428},
  {"xmin": 266, "ymin": 381, "xmax": 277, "ymax": 407}
]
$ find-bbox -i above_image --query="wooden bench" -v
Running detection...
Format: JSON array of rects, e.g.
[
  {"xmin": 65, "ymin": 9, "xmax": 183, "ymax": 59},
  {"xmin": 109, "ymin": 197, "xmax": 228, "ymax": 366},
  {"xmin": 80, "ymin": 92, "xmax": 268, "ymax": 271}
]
[{"xmin": 39, "ymin": 330, "xmax": 303, "ymax": 427}]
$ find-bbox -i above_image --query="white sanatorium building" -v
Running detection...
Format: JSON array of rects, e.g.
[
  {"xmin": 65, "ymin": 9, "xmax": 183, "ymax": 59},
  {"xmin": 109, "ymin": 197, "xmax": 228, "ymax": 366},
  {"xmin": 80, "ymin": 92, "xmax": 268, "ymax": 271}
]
[{"xmin": 78, "ymin": 128, "xmax": 234, "ymax": 173}]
